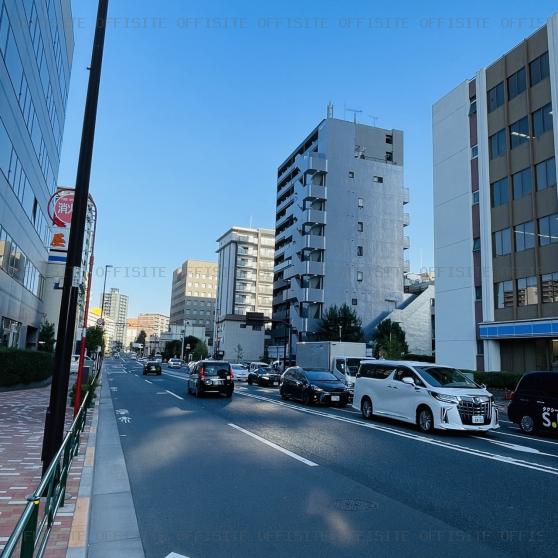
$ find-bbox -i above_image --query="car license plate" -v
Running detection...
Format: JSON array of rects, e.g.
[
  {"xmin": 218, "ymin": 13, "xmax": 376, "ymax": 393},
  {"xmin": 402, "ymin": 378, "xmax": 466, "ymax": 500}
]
[
  {"xmin": 226, "ymin": 376, "xmax": 231, "ymax": 380},
  {"xmin": 472, "ymin": 415, "xmax": 484, "ymax": 424},
  {"xmin": 273, "ymin": 382, "xmax": 278, "ymax": 386},
  {"xmin": 331, "ymin": 395, "xmax": 340, "ymax": 402}
]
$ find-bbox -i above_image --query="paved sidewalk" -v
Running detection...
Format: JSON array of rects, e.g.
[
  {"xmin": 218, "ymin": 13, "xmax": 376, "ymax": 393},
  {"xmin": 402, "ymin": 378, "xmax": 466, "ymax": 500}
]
[{"xmin": 0, "ymin": 385, "xmax": 94, "ymax": 558}]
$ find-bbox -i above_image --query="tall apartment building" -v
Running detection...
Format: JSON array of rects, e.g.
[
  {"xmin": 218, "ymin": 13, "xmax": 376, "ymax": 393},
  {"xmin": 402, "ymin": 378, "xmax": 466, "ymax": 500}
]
[
  {"xmin": 272, "ymin": 116, "xmax": 409, "ymax": 351},
  {"xmin": 433, "ymin": 13, "xmax": 558, "ymax": 373},
  {"xmin": 0, "ymin": 0, "xmax": 73, "ymax": 348},
  {"xmin": 214, "ymin": 227, "xmax": 274, "ymax": 361},
  {"xmin": 101, "ymin": 288, "xmax": 128, "ymax": 348},
  {"xmin": 136, "ymin": 313, "xmax": 169, "ymax": 337},
  {"xmin": 169, "ymin": 259, "xmax": 218, "ymax": 338}
]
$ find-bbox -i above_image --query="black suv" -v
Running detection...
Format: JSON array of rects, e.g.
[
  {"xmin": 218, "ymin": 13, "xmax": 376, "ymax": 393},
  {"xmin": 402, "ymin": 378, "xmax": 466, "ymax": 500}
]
[
  {"xmin": 508, "ymin": 372, "xmax": 558, "ymax": 434},
  {"xmin": 143, "ymin": 361, "xmax": 161, "ymax": 376},
  {"xmin": 247, "ymin": 365, "xmax": 281, "ymax": 387},
  {"xmin": 280, "ymin": 367, "xmax": 350, "ymax": 407},
  {"xmin": 187, "ymin": 360, "xmax": 234, "ymax": 398}
]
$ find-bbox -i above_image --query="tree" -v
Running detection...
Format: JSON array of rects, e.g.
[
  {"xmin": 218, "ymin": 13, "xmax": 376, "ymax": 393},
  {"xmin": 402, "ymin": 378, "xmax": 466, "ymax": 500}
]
[
  {"xmin": 192, "ymin": 340, "xmax": 208, "ymax": 360},
  {"xmin": 85, "ymin": 326, "xmax": 105, "ymax": 354},
  {"xmin": 235, "ymin": 344, "xmax": 244, "ymax": 361},
  {"xmin": 164, "ymin": 340, "xmax": 182, "ymax": 359},
  {"xmin": 38, "ymin": 321, "xmax": 55, "ymax": 352},
  {"xmin": 372, "ymin": 319, "xmax": 408, "ymax": 359},
  {"xmin": 184, "ymin": 335, "xmax": 201, "ymax": 359},
  {"xmin": 316, "ymin": 304, "xmax": 364, "ymax": 342},
  {"xmin": 135, "ymin": 330, "xmax": 147, "ymax": 347}
]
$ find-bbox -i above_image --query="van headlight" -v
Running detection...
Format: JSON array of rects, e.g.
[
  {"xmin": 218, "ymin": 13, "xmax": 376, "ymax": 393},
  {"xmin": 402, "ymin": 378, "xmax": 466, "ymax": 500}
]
[
  {"xmin": 310, "ymin": 385, "xmax": 323, "ymax": 392},
  {"xmin": 430, "ymin": 391, "xmax": 460, "ymax": 404}
]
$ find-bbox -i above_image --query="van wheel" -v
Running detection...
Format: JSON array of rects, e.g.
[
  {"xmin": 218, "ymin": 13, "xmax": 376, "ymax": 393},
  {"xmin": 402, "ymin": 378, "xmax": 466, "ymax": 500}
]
[
  {"xmin": 417, "ymin": 407, "xmax": 434, "ymax": 433},
  {"xmin": 361, "ymin": 397, "xmax": 373, "ymax": 420},
  {"xmin": 302, "ymin": 391, "xmax": 312, "ymax": 406},
  {"xmin": 519, "ymin": 415, "xmax": 535, "ymax": 434},
  {"xmin": 280, "ymin": 387, "xmax": 288, "ymax": 400}
]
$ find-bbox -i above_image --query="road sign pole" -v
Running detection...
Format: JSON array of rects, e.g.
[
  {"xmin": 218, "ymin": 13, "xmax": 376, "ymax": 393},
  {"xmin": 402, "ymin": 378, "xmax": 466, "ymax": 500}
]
[{"xmin": 41, "ymin": 0, "xmax": 110, "ymax": 473}]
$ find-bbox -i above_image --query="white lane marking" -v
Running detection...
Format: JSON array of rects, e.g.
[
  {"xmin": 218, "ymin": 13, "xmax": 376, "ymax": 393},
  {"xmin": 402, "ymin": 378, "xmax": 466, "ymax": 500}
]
[
  {"xmin": 162, "ymin": 371, "xmax": 187, "ymax": 381},
  {"xmin": 494, "ymin": 429, "xmax": 558, "ymax": 446},
  {"xmin": 118, "ymin": 416, "xmax": 132, "ymax": 424},
  {"xmin": 228, "ymin": 423, "xmax": 318, "ymax": 467},
  {"xmin": 473, "ymin": 437, "xmax": 558, "ymax": 458},
  {"xmin": 166, "ymin": 553, "xmax": 190, "ymax": 558},
  {"xmin": 236, "ymin": 391, "xmax": 558, "ymax": 476},
  {"xmin": 165, "ymin": 390, "xmax": 184, "ymax": 400},
  {"xmin": 144, "ymin": 380, "xmax": 152, "ymax": 384}
]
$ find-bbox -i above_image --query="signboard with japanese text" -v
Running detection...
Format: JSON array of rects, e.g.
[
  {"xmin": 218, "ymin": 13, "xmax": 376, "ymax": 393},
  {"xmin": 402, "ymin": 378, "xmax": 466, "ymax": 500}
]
[{"xmin": 48, "ymin": 189, "xmax": 74, "ymax": 263}]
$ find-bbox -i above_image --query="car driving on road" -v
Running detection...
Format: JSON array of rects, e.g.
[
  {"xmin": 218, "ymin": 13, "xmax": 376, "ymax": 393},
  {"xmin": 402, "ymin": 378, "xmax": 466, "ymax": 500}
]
[
  {"xmin": 280, "ymin": 367, "xmax": 351, "ymax": 406},
  {"xmin": 143, "ymin": 361, "xmax": 162, "ymax": 376},
  {"xmin": 231, "ymin": 363, "xmax": 249, "ymax": 382},
  {"xmin": 247, "ymin": 365, "xmax": 281, "ymax": 387},
  {"xmin": 353, "ymin": 360, "xmax": 499, "ymax": 433},
  {"xmin": 187, "ymin": 360, "xmax": 234, "ymax": 398},
  {"xmin": 168, "ymin": 358, "xmax": 182, "ymax": 369},
  {"xmin": 508, "ymin": 372, "xmax": 558, "ymax": 435}
]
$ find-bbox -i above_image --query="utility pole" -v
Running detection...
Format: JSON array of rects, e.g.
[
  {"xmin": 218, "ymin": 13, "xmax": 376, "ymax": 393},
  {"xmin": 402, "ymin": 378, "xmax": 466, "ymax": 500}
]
[{"xmin": 41, "ymin": 0, "xmax": 110, "ymax": 473}]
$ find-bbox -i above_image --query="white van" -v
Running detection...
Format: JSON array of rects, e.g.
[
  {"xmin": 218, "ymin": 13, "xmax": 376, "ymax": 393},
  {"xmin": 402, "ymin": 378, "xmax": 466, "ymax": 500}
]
[
  {"xmin": 249, "ymin": 361, "xmax": 269, "ymax": 373},
  {"xmin": 353, "ymin": 360, "xmax": 499, "ymax": 433}
]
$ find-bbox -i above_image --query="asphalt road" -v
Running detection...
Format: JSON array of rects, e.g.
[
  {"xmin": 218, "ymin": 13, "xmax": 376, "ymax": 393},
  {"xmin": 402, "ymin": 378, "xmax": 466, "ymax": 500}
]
[{"xmin": 104, "ymin": 357, "xmax": 558, "ymax": 558}]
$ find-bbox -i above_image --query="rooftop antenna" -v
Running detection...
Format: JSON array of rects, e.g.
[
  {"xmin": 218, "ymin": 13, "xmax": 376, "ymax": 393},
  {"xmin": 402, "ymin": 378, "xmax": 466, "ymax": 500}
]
[
  {"xmin": 327, "ymin": 101, "xmax": 334, "ymax": 119},
  {"xmin": 368, "ymin": 114, "xmax": 379, "ymax": 127},
  {"xmin": 346, "ymin": 107, "xmax": 363, "ymax": 124}
]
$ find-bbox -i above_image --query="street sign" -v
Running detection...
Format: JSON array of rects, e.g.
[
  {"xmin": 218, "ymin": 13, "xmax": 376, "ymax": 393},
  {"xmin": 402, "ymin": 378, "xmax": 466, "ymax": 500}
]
[{"xmin": 96, "ymin": 318, "xmax": 105, "ymax": 327}]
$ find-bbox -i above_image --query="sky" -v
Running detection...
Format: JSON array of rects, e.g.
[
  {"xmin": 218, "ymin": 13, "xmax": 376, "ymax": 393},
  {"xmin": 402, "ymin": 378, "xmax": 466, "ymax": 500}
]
[{"xmin": 58, "ymin": 0, "xmax": 558, "ymax": 317}]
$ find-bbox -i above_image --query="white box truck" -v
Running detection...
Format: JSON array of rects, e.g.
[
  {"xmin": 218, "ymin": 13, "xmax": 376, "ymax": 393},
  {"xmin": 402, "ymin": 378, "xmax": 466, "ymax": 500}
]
[{"xmin": 296, "ymin": 341, "xmax": 373, "ymax": 389}]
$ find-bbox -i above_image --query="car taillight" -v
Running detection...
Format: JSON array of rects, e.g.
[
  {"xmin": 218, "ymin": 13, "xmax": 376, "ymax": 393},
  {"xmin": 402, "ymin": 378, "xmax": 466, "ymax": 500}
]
[
  {"xmin": 199, "ymin": 366, "xmax": 205, "ymax": 380},
  {"xmin": 229, "ymin": 366, "xmax": 234, "ymax": 380}
]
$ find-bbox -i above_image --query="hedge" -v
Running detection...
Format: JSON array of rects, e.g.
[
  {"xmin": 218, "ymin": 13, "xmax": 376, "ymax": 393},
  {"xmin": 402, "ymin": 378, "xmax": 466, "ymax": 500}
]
[
  {"xmin": 0, "ymin": 349, "xmax": 54, "ymax": 387},
  {"xmin": 471, "ymin": 371, "xmax": 523, "ymax": 390}
]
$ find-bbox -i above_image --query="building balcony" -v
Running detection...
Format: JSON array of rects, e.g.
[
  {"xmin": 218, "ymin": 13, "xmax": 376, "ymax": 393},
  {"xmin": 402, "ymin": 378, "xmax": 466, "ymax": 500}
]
[
  {"xmin": 272, "ymin": 291, "xmax": 286, "ymax": 306},
  {"xmin": 276, "ymin": 193, "xmax": 294, "ymax": 214},
  {"xmin": 297, "ymin": 260, "xmax": 325, "ymax": 277},
  {"xmin": 273, "ymin": 259, "xmax": 291, "ymax": 274},
  {"xmin": 295, "ymin": 181, "xmax": 327, "ymax": 202},
  {"xmin": 302, "ymin": 209, "xmax": 326, "ymax": 226},
  {"xmin": 276, "ymin": 223, "xmax": 294, "ymax": 244},
  {"xmin": 236, "ymin": 284, "xmax": 256, "ymax": 294},
  {"xmin": 402, "ymin": 187, "xmax": 410, "ymax": 205},
  {"xmin": 403, "ymin": 236, "xmax": 410, "ymax": 250},
  {"xmin": 302, "ymin": 287, "xmax": 324, "ymax": 303},
  {"xmin": 403, "ymin": 259, "xmax": 410, "ymax": 273},
  {"xmin": 296, "ymin": 234, "xmax": 325, "ymax": 252},
  {"xmin": 275, "ymin": 211, "xmax": 291, "ymax": 230},
  {"xmin": 295, "ymin": 152, "xmax": 328, "ymax": 174},
  {"xmin": 403, "ymin": 213, "xmax": 410, "ymax": 227}
]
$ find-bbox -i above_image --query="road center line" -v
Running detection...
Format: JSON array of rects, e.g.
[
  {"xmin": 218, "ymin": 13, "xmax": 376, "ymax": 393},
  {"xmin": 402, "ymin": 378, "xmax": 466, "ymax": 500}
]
[
  {"xmin": 165, "ymin": 390, "xmax": 184, "ymax": 400},
  {"xmin": 228, "ymin": 423, "xmax": 318, "ymax": 467}
]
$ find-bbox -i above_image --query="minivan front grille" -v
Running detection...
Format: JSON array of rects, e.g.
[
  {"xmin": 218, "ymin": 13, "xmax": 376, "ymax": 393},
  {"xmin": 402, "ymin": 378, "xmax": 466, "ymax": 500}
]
[{"xmin": 458, "ymin": 399, "xmax": 491, "ymax": 425}]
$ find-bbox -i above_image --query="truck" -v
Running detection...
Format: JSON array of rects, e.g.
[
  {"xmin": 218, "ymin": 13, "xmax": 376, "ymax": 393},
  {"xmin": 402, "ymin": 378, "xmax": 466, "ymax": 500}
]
[{"xmin": 295, "ymin": 341, "xmax": 374, "ymax": 390}]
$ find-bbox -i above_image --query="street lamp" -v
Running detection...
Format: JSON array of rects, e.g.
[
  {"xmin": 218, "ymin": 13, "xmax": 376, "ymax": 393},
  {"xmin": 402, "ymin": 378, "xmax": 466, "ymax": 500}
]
[
  {"xmin": 181, "ymin": 320, "xmax": 190, "ymax": 360},
  {"xmin": 100, "ymin": 264, "xmax": 113, "ymax": 319}
]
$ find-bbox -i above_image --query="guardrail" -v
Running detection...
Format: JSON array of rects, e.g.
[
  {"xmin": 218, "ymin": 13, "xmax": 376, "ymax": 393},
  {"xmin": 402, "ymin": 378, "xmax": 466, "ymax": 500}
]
[{"xmin": 0, "ymin": 368, "xmax": 100, "ymax": 558}]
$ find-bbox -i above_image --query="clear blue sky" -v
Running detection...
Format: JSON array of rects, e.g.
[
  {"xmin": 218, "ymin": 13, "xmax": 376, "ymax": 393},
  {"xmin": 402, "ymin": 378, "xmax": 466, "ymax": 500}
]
[{"xmin": 58, "ymin": 0, "xmax": 558, "ymax": 317}]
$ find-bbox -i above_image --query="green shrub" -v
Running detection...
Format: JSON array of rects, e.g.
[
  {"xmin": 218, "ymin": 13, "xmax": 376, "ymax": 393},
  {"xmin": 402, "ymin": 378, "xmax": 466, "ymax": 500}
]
[
  {"xmin": 0, "ymin": 348, "xmax": 54, "ymax": 387},
  {"xmin": 473, "ymin": 371, "xmax": 523, "ymax": 390},
  {"xmin": 69, "ymin": 373, "xmax": 99, "ymax": 408}
]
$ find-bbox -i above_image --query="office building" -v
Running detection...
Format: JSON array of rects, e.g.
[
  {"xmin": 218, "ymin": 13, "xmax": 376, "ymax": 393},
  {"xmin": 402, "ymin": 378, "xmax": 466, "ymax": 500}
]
[
  {"xmin": 169, "ymin": 259, "xmax": 218, "ymax": 338},
  {"xmin": 272, "ymin": 115, "xmax": 409, "ymax": 353},
  {"xmin": 101, "ymin": 287, "xmax": 128, "ymax": 349},
  {"xmin": 0, "ymin": 0, "xmax": 73, "ymax": 347},
  {"xmin": 214, "ymin": 227, "xmax": 274, "ymax": 360},
  {"xmin": 433, "ymin": 13, "xmax": 558, "ymax": 373}
]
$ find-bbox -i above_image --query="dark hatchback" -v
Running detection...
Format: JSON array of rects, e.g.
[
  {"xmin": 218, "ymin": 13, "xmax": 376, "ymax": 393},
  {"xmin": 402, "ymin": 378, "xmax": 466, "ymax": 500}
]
[
  {"xmin": 247, "ymin": 366, "xmax": 281, "ymax": 387},
  {"xmin": 187, "ymin": 360, "xmax": 234, "ymax": 398},
  {"xmin": 143, "ymin": 361, "xmax": 161, "ymax": 375},
  {"xmin": 280, "ymin": 367, "xmax": 350, "ymax": 407},
  {"xmin": 508, "ymin": 372, "xmax": 558, "ymax": 434}
]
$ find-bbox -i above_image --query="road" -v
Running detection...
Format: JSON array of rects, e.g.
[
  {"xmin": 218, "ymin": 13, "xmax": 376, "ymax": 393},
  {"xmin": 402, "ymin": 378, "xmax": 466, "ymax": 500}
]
[{"xmin": 104, "ymin": 357, "xmax": 558, "ymax": 558}]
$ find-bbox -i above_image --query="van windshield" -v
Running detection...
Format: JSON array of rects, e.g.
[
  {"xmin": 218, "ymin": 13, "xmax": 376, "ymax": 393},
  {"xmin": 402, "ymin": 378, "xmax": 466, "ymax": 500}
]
[
  {"xmin": 346, "ymin": 358, "xmax": 363, "ymax": 376},
  {"xmin": 415, "ymin": 366, "xmax": 478, "ymax": 388}
]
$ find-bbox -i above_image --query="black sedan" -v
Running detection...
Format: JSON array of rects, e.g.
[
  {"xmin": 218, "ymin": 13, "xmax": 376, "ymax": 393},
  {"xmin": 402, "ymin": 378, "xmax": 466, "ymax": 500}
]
[
  {"xmin": 143, "ymin": 361, "xmax": 162, "ymax": 376},
  {"xmin": 247, "ymin": 366, "xmax": 281, "ymax": 387},
  {"xmin": 280, "ymin": 367, "xmax": 350, "ymax": 407}
]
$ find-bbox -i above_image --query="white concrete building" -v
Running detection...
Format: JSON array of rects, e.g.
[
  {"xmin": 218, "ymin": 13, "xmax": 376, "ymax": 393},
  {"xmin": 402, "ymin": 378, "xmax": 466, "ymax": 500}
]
[{"xmin": 101, "ymin": 288, "xmax": 128, "ymax": 349}]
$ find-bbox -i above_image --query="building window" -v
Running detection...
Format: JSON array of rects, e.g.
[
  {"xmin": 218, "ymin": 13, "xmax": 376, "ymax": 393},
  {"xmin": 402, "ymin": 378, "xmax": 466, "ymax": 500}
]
[
  {"xmin": 536, "ymin": 157, "xmax": 556, "ymax": 190},
  {"xmin": 517, "ymin": 276, "xmax": 538, "ymax": 306},
  {"xmin": 489, "ymin": 129, "xmax": 506, "ymax": 159},
  {"xmin": 487, "ymin": 82, "xmax": 504, "ymax": 112},
  {"xmin": 351, "ymin": 298, "xmax": 357, "ymax": 306},
  {"xmin": 538, "ymin": 213, "xmax": 558, "ymax": 246},
  {"xmin": 471, "ymin": 145, "xmax": 478, "ymax": 158},
  {"xmin": 510, "ymin": 117, "xmax": 529, "ymax": 148},
  {"xmin": 357, "ymin": 198, "xmax": 364, "ymax": 208},
  {"xmin": 385, "ymin": 134, "xmax": 393, "ymax": 144},
  {"xmin": 476, "ymin": 340, "xmax": 484, "ymax": 356},
  {"xmin": 472, "ymin": 190, "xmax": 480, "ymax": 205},
  {"xmin": 493, "ymin": 228, "xmax": 511, "ymax": 256},
  {"xmin": 541, "ymin": 272, "xmax": 558, "ymax": 303},
  {"xmin": 348, "ymin": 171, "xmax": 354, "ymax": 178},
  {"xmin": 475, "ymin": 286, "xmax": 483, "ymax": 301},
  {"xmin": 357, "ymin": 221, "xmax": 363, "ymax": 232},
  {"xmin": 385, "ymin": 151, "xmax": 393, "ymax": 162},
  {"xmin": 494, "ymin": 280, "xmax": 513, "ymax": 309},
  {"xmin": 357, "ymin": 246, "xmax": 363, "ymax": 256},
  {"xmin": 357, "ymin": 271, "xmax": 363, "ymax": 282},
  {"xmin": 373, "ymin": 176, "xmax": 383, "ymax": 183},
  {"xmin": 529, "ymin": 52, "xmax": 549, "ymax": 86},
  {"xmin": 473, "ymin": 237, "xmax": 481, "ymax": 252},
  {"xmin": 507, "ymin": 67, "xmax": 527, "ymax": 100},
  {"xmin": 514, "ymin": 221, "xmax": 535, "ymax": 251},
  {"xmin": 532, "ymin": 103, "xmax": 553, "ymax": 138},
  {"xmin": 468, "ymin": 100, "xmax": 477, "ymax": 115},
  {"xmin": 490, "ymin": 177, "xmax": 509, "ymax": 207},
  {"xmin": 512, "ymin": 168, "xmax": 532, "ymax": 199}
]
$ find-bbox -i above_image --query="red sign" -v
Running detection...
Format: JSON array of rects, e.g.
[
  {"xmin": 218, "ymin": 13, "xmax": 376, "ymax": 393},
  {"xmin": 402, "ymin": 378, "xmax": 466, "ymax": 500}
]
[{"xmin": 52, "ymin": 193, "xmax": 74, "ymax": 226}]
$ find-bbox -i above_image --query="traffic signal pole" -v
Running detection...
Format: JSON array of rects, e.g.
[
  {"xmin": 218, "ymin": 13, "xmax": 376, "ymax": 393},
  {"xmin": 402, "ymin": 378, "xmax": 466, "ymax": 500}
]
[{"xmin": 41, "ymin": 0, "xmax": 110, "ymax": 473}]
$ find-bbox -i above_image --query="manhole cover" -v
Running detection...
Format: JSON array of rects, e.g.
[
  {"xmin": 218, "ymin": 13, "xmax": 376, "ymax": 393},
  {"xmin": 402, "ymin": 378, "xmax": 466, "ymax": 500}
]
[{"xmin": 334, "ymin": 498, "xmax": 378, "ymax": 511}]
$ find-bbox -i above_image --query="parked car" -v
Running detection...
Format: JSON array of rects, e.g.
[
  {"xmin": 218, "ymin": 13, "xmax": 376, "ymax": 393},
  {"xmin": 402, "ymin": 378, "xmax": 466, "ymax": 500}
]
[
  {"xmin": 231, "ymin": 363, "xmax": 249, "ymax": 382},
  {"xmin": 280, "ymin": 367, "xmax": 350, "ymax": 406},
  {"xmin": 248, "ymin": 365, "xmax": 281, "ymax": 387},
  {"xmin": 168, "ymin": 358, "xmax": 182, "ymax": 369},
  {"xmin": 70, "ymin": 355, "xmax": 94, "ymax": 374},
  {"xmin": 508, "ymin": 372, "xmax": 558, "ymax": 435},
  {"xmin": 187, "ymin": 360, "xmax": 234, "ymax": 398},
  {"xmin": 143, "ymin": 361, "xmax": 161, "ymax": 376},
  {"xmin": 353, "ymin": 360, "xmax": 499, "ymax": 433},
  {"xmin": 249, "ymin": 361, "xmax": 269, "ymax": 373}
]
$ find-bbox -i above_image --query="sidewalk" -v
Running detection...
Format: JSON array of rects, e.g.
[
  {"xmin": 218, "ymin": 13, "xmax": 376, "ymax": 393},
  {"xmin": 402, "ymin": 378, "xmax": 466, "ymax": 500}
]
[{"xmin": 0, "ymin": 384, "xmax": 94, "ymax": 558}]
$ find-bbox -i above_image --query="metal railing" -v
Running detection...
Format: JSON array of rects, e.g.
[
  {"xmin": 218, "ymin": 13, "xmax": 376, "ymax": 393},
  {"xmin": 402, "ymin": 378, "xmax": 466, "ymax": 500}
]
[{"xmin": 0, "ymin": 369, "xmax": 99, "ymax": 558}]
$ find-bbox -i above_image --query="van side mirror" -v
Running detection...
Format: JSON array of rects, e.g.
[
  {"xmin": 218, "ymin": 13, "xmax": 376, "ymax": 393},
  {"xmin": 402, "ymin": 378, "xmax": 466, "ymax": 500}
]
[{"xmin": 402, "ymin": 377, "xmax": 415, "ymax": 386}]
